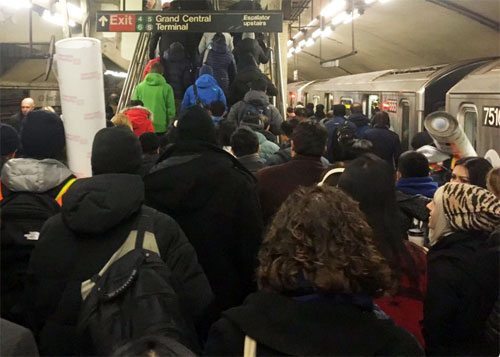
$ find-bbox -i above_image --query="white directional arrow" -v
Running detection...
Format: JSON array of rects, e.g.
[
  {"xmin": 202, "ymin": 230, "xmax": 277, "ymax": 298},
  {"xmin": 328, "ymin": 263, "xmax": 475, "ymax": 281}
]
[{"xmin": 98, "ymin": 15, "xmax": 108, "ymax": 27}]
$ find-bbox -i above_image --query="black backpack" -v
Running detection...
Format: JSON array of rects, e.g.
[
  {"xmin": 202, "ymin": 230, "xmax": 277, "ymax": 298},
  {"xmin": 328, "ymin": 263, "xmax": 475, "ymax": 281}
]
[
  {"xmin": 238, "ymin": 99, "xmax": 271, "ymax": 124},
  {"xmin": 1, "ymin": 191, "xmax": 62, "ymax": 323},
  {"xmin": 77, "ymin": 210, "xmax": 198, "ymax": 356},
  {"xmin": 336, "ymin": 120, "xmax": 356, "ymax": 147},
  {"xmin": 327, "ymin": 119, "xmax": 355, "ymax": 162}
]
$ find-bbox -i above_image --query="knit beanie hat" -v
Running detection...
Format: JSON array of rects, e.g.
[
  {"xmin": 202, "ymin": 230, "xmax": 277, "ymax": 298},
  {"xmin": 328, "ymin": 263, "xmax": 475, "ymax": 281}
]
[
  {"xmin": 21, "ymin": 110, "xmax": 65, "ymax": 159},
  {"xmin": 199, "ymin": 65, "xmax": 213, "ymax": 76},
  {"xmin": 139, "ymin": 132, "xmax": 160, "ymax": 153},
  {"xmin": 442, "ymin": 182, "xmax": 500, "ymax": 233},
  {"xmin": 177, "ymin": 106, "xmax": 217, "ymax": 144},
  {"xmin": 91, "ymin": 126, "xmax": 143, "ymax": 175},
  {"xmin": 1, "ymin": 124, "xmax": 20, "ymax": 156}
]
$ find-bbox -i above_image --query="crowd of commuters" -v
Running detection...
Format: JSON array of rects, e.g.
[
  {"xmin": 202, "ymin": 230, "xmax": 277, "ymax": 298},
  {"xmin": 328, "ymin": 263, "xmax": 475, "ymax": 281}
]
[{"xmin": 1, "ymin": 16, "xmax": 499, "ymax": 357}]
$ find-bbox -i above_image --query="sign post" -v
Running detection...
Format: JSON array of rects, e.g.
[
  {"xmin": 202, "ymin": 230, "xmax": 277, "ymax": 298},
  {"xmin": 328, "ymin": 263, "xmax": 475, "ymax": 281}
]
[{"xmin": 96, "ymin": 11, "xmax": 283, "ymax": 33}]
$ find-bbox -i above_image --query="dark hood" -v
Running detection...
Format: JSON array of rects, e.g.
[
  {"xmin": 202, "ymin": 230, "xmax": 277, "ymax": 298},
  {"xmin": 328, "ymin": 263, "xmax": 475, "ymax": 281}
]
[
  {"xmin": 195, "ymin": 74, "xmax": 218, "ymax": 89},
  {"xmin": 145, "ymin": 141, "xmax": 252, "ymax": 213},
  {"xmin": 167, "ymin": 43, "xmax": 186, "ymax": 62},
  {"xmin": 349, "ymin": 113, "xmax": 370, "ymax": 127},
  {"xmin": 224, "ymin": 291, "xmax": 415, "ymax": 356},
  {"xmin": 61, "ymin": 174, "xmax": 144, "ymax": 234},
  {"xmin": 211, "ymin": 41, "xmax": 228, "ymax": 54}
]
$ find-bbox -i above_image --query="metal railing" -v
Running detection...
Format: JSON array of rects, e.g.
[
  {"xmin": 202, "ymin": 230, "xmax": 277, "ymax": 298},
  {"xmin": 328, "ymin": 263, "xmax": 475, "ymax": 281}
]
[{"xmin": 117, "ymin": 32, "xmax": 151, "ymax": 112}]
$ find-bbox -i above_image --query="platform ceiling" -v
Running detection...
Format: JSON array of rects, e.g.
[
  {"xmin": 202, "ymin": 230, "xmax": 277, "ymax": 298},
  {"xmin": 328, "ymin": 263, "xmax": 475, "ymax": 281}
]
[{"xmin": 288, "ymin": 0, "xmax": 500, "ymax": 81}]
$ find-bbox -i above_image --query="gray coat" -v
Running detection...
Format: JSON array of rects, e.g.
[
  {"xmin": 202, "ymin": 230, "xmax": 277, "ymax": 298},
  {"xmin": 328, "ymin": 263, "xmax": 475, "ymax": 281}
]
[{"xmin": 228, "ymin": 90, "xmax": 283, "ymax": 135}]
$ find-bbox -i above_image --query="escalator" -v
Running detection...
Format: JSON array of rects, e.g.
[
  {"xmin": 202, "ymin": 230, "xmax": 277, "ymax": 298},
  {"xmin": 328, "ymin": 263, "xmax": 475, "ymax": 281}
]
[{"xmin": 118, "ymin": 3, "xmax": 286, "ymax": 117}]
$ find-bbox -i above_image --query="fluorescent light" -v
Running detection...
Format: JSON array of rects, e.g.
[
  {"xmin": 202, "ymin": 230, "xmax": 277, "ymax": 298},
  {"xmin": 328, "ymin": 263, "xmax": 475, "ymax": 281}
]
[
  {"xmin": 287, "ymin": 40, "xmax": 293, "ymax": 47},
  {"xmin": 305, "ymin": 38, "xmax": 315, "ymax": 47},
  {"xmin": 0, "ymin": 0, "xmax": 32, "ymax": 9},
  {"xmin": 312, "ymin": 28, "xmax": 322, "ymax": 39},
  {"xmin": 287, "ymin": 52, "xmax": 293, "ymax": 58},
  {"xmin": 104, "ymin": 70, "xmax": 128, "ymax": 78},
  {"xmin": 295, "ymin": 47, "xmax": 302, "ymax": 54},
  {"xmin": 331, "ymin": 11, "xmax": 348, "ymax": 25},
  {"xmin": 306, "ymin": 17, "xmax": 319, "ymax": 27},
  {"xmin": 320, "ymin": 0, "xmax": 346, "ymax": 19},
  {"xmin": 298, "ymin": 39, "xmax": 306, "ymax": 48},
  {"xmin": 42, "ymin": 10, "xmax": 76, "ymax": 27},
  {"xmin": 289, "ymin": 47, "xmax": 295, "ymax": 54},
  {"xmin": 292, "ymin": 31, "xmax": 304, "ymax": 40},
  {"xmin": 321, "ymin": 26, "xmax": 333, "ymax": 37},
  {"xmin": 343, "ymin": 9, "xmax": 360, "ymax": 24}
]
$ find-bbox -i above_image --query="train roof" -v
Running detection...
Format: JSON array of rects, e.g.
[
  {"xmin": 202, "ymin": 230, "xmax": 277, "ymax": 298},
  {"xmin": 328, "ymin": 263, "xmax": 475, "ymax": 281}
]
[
  {"xmin": 447, "ymin": 59, "xmax": 500, "ymax": 94},
  {"xmin": 287, "ymin": 80, "xmax": 313, "ymax": 92},
  {"xmin": 305, "ymin": 58, "xmax": 498, "ymax": 93}
]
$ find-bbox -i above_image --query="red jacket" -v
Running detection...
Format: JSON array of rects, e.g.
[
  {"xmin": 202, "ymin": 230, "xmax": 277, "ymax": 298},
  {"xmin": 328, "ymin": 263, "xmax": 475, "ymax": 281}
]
[
  {"xmin": 142, "ymin": 57, "xmax": 161, "ymax": 81},
  {"xmin": 121, "ymin": 107, "xmax": 155, "ymax": 137},
  {"xmin": 375, "ymin": 241, "xmax": 427, "ymax": 347}
]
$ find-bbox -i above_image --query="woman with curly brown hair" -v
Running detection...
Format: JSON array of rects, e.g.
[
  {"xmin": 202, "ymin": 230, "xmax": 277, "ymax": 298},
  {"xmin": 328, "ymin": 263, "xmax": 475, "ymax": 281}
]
[{"xmin": 204, "ymin": 185, "xmax": 423, "ymax": 356}]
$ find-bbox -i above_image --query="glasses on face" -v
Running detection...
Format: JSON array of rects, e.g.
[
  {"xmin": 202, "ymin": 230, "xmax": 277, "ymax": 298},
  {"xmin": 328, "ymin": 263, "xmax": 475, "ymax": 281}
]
[{"xmin": 451, "ymin": 174, "xmax": 470, "ymax": 183}]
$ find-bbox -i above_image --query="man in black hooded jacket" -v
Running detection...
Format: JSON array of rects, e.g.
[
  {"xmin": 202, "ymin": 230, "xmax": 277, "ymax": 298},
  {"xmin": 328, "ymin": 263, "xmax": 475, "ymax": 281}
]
[
  {"xmin": 24, "ymin": 126, "xmax": 213, "ymax": 356},
  {"xmin": 144, "ymin": 106, "xmax": 263, "ymax": 313}
]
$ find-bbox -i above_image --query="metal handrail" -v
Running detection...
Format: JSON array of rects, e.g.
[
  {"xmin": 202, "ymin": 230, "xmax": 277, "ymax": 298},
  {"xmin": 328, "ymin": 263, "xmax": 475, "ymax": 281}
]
[{"xmin": 117, "ymin": 31, "xmax": 151, "ymax": 112}]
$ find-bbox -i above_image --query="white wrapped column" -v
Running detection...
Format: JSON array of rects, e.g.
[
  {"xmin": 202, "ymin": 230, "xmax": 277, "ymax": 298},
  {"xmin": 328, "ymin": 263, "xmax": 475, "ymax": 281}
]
[{"xmin": 55, "ymin": 37, "xmax": 106, "ymax": 178}]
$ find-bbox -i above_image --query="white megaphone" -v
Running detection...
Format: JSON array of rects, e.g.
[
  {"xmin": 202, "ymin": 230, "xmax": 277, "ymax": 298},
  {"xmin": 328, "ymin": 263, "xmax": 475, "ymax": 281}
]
[{"xmin": 424, "ymin": 111, "xmax": 477, "ymax": 159}]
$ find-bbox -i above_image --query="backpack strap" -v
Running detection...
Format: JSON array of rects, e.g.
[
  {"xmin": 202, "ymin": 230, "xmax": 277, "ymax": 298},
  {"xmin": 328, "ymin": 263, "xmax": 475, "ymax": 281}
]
[
  {"xmin": 193, "ymin": 84, "xmax": 201, "ymax": 106},
  {"xmin": 80, "ymin": 208, "xmax": 159, "ymax": 300},
  {"xmin": 244, "ymin": 335, "xmax": 257, "ymax": 357}
]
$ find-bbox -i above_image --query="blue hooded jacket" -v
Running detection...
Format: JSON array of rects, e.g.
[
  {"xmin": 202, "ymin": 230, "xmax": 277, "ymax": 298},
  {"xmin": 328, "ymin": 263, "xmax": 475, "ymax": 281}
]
[
  {"xmin": 181, "ymin": 74, "xmax": 227, "ymax": 111},
  {"xmin": 396, "ymin": 176, "xmax": 438, "ymax": 198}
]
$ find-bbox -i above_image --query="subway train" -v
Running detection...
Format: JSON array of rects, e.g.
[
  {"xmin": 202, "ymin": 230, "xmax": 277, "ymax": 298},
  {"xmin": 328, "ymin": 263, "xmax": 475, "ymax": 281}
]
[{"xmin": 287, "ymin": 57, "xmax": 500, "ymax": 156}]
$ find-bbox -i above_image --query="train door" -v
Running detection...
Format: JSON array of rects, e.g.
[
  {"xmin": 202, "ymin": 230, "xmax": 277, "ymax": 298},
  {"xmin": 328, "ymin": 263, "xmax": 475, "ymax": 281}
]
[
  {"xmin": 324, "ymin": 94, "xmax": 331, "ymax": 111},
  {"xmin": 458, "ymin": 104, "xmax": 478, "ymax": 150},
  {"xmin": 327, "ymin": 93, "xmax": 334, "ymax": 111},
  {"xmin": 312, "ymin": 94, "xmax": 321, "ymax": 107},
  {"xmin": 340, "ymin": 97, "xmax": 353, "ymax": 116},
  {"xmin": 363, "ymin": 94, "xmax": 380, "ymax": 118},
  {"xmin": 399, "ymin": 100, "xmax": 411, "ymax": 151}
]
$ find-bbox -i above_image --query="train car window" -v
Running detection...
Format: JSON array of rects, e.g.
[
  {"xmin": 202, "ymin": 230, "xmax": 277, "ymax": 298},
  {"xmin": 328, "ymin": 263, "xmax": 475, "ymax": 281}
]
[
  {"xmin": 460, "ymin": 105, "xmax": 478, "ymax": 149},
  {"xmin": 341, "ymin": 97, "xmax": 353, "ymax": 116},
  {"xmin": 313, "ymin": 95, "xmax": 321, "ymax": 106},
  {"xmin": 400, "ymin": 100, "xmax": 411, "ymax": 151}
]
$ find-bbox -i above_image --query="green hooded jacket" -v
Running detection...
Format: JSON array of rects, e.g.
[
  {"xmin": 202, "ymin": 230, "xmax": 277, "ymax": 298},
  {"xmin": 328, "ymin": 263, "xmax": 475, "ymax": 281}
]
[{"xmin": 133, "ymin": 73, "xmax": 175, "ymax": 133}]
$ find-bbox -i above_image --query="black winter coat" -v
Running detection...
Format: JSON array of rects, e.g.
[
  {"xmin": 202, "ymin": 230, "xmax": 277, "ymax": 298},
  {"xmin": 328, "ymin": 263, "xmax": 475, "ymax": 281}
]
[
  {"xmin": 424, "ymin": 231, "xmax": 498, "ymax": 356},
  {"xmin": 396, "ymin": 190, "xmax": 431, "ymax": 233},
  {"xmin": 204, "ymin": 291, "xmax": 424, "ymax": 356},
  {"xmin": 364, "ymin": 126, "xmax": 402, "ymax": 167},
  {"xmin": 200, "ymin": 42, "xmax": 236, "ymax": 93},
  {"xmin": 24, "ymin": 174, "xmax": 213, "ymax": 356},
  {"xmin": 228, "ymin": 64, "xmax": 278, "ymax": 105},
  {"xmin": 144, "ymin": 142, "xmax": 263, "ymax": 312},
  {"xmin": 233, "ymin": 38, "xmax": 269, "ymax": 66},
  {"xmin": 163, "ymin": 43, "xmax": 193, "ymax": 100}
]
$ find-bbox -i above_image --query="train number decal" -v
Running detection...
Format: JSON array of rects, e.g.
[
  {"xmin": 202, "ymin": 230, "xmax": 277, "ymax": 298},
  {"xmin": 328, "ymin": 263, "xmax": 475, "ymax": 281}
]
[{"xmin": 483, "ymin": 106, "xmax": 500, "ymax": 128}]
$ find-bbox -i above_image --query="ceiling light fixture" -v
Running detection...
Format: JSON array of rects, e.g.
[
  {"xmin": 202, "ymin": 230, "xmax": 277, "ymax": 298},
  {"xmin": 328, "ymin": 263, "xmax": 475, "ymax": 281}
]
[{"xmin": 320, "ymin": 0, "xmax": 346, "ymax": 19}]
